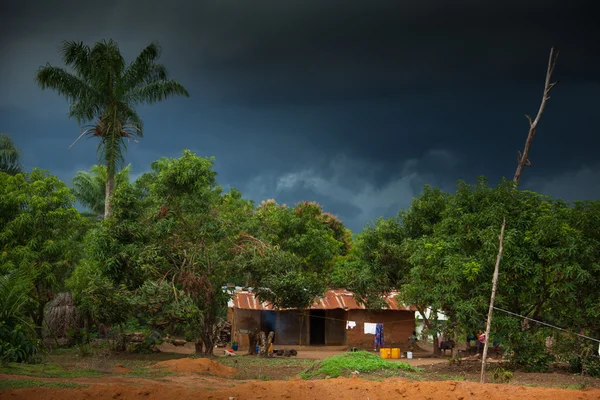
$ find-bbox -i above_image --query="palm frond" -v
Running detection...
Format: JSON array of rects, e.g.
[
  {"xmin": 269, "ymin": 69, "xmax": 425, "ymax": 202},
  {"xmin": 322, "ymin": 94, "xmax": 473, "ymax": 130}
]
[
  {"xmin": 61, "ymin": 41, "xmax": 92, "ymax": 80},
  {"xmin": 89, "ymin": 39, "xmax": 125, "ymax": 90},
  {"xmin": 68, "ymin": 101, "xmax": 102, "ymax": 124},
  {"xmin": 121, "ymin": 41, "xmax": 166, "ymax": 91},
  {"xmin": 124, "ymin": 80, "xmax": 190, "ymax": 105},
  {"xmin": 0, "ymin": 271, "xmax": 34, "ymax": 330},
  {"xmin": 0, "ymin": 133, "xmax": 22, "ymax": 175},
  {"xmin": 35, "ymin": 66, "xmax": 97, "ymax": 117},
  {"xmin": 72, "ymin": 168, "xmax": 105, "ymax": 215},
  {"xmin": 71, "ymin": 164, "xmax": 130, "ymax": 215}
]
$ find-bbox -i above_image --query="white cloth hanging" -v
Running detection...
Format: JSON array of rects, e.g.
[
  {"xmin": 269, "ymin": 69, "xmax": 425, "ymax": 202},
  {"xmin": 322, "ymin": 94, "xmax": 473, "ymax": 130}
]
[
  {"xmin": 346, "ymin": 321, "xmax": 357, "ymax": 329},
  {"xmin": 364, "ymin": 322, "xmax": 377, "ymax": 335}
]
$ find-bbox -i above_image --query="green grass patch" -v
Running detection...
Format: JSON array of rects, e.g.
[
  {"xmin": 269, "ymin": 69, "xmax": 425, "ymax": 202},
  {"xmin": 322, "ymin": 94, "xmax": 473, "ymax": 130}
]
[
  {"xmin": 564, "ymin": 383, "xmax": 587, "ymax": 390},
  {"xmin": 300, "ymin": 351, "xmax": 421, "ymax": 379},
  {"xmin": 124, "ymin": 367, "xmax": 178, "ymax": 379},
  {"xmin": 0, "ymin": 362, "xmax": 103, "ymax": 379},
  {"xmin": 0, "ymin": 379, "xmax": 88, "ymax": 390},
  {"xmin": 218, "ymin": 356, "xmax": 313, "ymax": 369}
]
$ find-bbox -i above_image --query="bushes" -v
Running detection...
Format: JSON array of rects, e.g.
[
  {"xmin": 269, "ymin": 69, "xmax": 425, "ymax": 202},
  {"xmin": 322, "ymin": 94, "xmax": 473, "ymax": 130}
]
[
  {"xmin": 301, "ymin": 351, "xmax": 419, "ymax": 379},
  {"xmin": 0, "ymin": 322, "xmax": 41, "ymax": 364},
  {"xmin": 0, "ymin": 273, "xmax": 40, "ymax": 364}
]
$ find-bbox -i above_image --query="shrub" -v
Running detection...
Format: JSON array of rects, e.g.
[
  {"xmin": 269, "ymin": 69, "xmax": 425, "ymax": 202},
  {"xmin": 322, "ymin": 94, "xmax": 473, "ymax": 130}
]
[{"xmin": 301, "ymin": 351, "xmax": 419, "ymax": 379}]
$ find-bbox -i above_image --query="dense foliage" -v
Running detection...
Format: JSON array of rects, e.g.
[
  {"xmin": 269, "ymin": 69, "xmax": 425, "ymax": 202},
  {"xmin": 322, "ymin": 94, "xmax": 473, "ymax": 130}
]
[
  {"xmin": 0, "ymin": 170, "xmax": 85, "ymax": 337},
  {"xmin": 63, "ymin": 151, "xmax": 349, "ymax": 355},
  {"xmin": 334, "ymin": 177, "xmax": 600, "ymax": 373},
  {"xmin": 71, "ymin": 164, "xmax": 131, "ymax": 218}
]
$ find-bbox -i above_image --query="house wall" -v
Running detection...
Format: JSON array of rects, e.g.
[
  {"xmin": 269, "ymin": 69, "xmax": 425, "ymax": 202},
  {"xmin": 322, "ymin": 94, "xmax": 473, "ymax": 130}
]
[
  {"xmin": 346, "ymin": 310, "xmax": 415, "ymax": 350},
  {"xmin": 275, "ymin": 310, "xmax": 309, "ymax": 345},
  {"xmin": 324, "ymin": 309, "xmax": 346, "ymax": 345},
  {"xmin": 228, "ymin": 308, "xmax": 262, "ymax": 349},
  {"xmin": 229, "ymin": 308, "xmax": 415, "ymax": 349}
]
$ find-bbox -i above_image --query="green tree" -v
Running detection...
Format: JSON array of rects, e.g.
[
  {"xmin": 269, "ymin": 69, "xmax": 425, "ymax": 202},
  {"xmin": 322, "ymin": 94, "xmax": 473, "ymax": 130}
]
[
  {"xmin": 0, "ymin": 133, "xmax": 22, "ymax": 175},
  {"xmin": 80, "ymin": 151, "xmax": 251, "ymax": 355},
  {"xmin": 0, "ymin": 169, "xmax": 84, "ymax": 337},
  {"xmin": 241, "ymin": 199, "xmax": 351, "ymax": 309},
  {"xmin": 399, "ymin": 178, "xmax": 600, "ymax": 369},
  {"xmin": 35, "ymin": 39, "xmax": 189, "ymax": 219},
  {"xmin": 72, "ymin": 164, "xmax": 131, "ymax": 218}
]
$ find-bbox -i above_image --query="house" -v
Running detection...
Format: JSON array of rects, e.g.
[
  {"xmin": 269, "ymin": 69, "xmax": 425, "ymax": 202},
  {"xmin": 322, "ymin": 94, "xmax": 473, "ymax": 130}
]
[{"xmin": 227, "ymin": 288, "xmax": 416, "ymax": 349}]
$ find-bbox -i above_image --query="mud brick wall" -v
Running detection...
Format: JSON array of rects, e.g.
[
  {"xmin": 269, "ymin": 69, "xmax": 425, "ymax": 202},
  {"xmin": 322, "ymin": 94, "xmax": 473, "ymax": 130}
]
[
  {"xmin": 346, "ymin": 309, "xmax": 415, "ymax": 350},
  {"xmin": 324, "ymin": 309, "xmax": 347, "ymax": 345}
]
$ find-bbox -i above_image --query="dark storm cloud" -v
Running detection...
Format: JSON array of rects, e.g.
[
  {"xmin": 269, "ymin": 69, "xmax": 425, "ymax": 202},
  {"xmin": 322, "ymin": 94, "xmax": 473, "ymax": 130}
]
[{"xmin": 1, "ymin": 0, "xmax": 599, "ymax": 231}]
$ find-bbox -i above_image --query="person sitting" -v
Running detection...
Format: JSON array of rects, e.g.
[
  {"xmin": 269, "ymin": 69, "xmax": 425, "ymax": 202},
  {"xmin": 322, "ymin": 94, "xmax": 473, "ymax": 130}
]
[{"xmin": 408, "ymin": 331, "xmax": 418, "ymax": 351}]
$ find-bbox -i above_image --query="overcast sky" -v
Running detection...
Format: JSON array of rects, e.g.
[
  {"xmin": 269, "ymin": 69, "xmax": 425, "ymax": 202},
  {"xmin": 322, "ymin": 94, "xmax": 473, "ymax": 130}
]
[{"xmin": 1, "ymin": 0, "xmax": 598, "ymax": 232}]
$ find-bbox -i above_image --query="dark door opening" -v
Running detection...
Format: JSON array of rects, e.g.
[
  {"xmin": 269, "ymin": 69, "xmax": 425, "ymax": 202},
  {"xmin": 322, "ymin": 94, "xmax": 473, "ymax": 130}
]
[
  {"xmin": 261, "ymin": 311, "xmax": 277, "ymax": 343},
  {"xmin": 310, "ymin": 310, "xmax": 326, "ymax": 345}
]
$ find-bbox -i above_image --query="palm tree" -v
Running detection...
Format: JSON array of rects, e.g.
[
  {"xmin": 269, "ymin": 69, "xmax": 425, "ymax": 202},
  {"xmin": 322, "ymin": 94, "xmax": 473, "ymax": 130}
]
[
  {"xmin": 72, "ymin": 164, "xmax": 131, "ymax": 218},
  {"xmin": 35, "ymin": 39, "xmax": 189, "ymax": 219},
  {"xmin": 0, "ymin": 133, "xmax": 22, "ymax": 175}
]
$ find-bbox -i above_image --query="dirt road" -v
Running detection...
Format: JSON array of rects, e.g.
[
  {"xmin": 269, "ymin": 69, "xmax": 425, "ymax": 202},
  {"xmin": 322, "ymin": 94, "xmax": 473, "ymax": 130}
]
[{"xmin": 3, "ymin": 377, "xmax": 600, "ymax": 400}]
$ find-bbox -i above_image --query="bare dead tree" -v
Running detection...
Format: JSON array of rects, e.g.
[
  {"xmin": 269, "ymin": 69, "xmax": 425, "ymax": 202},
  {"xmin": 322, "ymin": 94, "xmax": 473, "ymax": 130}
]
[{"xmin": 480, "ymin": 47, "xmax": 559, "ymax": 383}]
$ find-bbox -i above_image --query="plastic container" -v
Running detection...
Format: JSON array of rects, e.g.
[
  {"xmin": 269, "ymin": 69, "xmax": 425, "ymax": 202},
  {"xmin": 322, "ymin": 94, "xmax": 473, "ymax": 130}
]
[
  {"xmin": 255, "ymin": 345, "xmax": 259, "ymax": 354},
  {"xmin": 391, "ymin": 348, "xmax": 401, "ymax": 359},
  {"xmin": 407, "ymin": 351, "xmax": 413, "ymax": 359},
  {"xmin": 380, "ymin": 348, "xmax": 392, "ymax": 359}
]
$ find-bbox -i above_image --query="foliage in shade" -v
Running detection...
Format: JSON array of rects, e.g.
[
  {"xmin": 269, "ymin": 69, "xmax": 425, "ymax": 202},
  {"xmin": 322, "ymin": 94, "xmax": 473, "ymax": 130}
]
[
  {"xmin": 71, "ymin": 164, "xmax": 131, "ymax": 217},
  {"xmin": 35, "ymin": 39, "xmax": 189, "ymax": 219},
  {"xmin": 0, "ymin": 272, "xmax": 40, "ymax": 364},
  {"xmin": 0, "ymin": 133, "xmax": 22, "ymax": 175},
  {"xmin": 66, "ymin": 260, "xmax": 131, "ymax": 326}
]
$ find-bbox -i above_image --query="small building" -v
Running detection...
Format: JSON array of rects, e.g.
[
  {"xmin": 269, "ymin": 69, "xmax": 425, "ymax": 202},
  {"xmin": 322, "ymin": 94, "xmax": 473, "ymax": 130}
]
[{"xmin": 227, "ymin": 288, "xmax": 416, "ymax": 349}]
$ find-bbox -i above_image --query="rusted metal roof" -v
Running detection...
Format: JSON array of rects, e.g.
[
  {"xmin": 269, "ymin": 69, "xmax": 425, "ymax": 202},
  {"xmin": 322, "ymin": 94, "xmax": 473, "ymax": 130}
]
[{"xmin": 227, "ymin": 288, "xmax": 416, "ymax": 311}]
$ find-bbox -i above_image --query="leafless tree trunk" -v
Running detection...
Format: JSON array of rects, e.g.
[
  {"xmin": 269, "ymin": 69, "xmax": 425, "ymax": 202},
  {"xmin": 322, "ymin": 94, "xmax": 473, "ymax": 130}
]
[{"xmin": 480, "ymin": 47, "xmax": 559, "ymax": 383}]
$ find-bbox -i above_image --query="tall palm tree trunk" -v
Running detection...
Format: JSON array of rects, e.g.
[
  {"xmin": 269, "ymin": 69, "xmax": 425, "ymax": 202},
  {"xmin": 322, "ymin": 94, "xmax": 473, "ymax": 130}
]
[{"xmin": 104, "ymin": 173, "xmax": 114, "ymax": 219}]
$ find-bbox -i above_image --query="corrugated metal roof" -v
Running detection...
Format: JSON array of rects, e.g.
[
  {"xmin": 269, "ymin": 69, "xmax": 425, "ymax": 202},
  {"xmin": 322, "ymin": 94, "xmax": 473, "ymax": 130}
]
[{"xmin": 227, "ymin": 288, "xmax": 415, "ymax": 311}]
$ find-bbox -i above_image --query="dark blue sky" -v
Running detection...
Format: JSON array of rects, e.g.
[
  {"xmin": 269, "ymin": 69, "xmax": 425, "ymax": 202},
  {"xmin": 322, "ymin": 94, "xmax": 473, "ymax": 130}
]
[{"xmin": 1, "ymin": 0, "xmax": 598, "ymax": 232}]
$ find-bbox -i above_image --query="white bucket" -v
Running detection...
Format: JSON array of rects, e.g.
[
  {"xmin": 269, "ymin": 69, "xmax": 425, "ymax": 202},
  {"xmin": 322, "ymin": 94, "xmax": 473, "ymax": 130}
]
[{"xmin": 407, "ymin": 351, "xmax": 413, "ymax": 359}]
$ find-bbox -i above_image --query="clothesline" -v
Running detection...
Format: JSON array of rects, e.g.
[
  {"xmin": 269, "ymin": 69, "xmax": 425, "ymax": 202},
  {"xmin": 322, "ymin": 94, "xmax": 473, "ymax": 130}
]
[{"xmin": 277, "ymin": 310, "xmax": 416, "ymax": 325}]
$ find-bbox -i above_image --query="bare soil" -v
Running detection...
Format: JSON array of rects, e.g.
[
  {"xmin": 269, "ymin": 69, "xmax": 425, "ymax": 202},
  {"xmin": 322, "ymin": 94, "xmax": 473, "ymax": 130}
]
[
  {"xmin": 3, "ymin": 377, "xmax": 600, "ymax": 399},
  {"xmin": 2, "ymin": 351, "xmax": 600, "ymax": 399},
  {"xmin": 153, "ymin": 358, "xmax": 238, "ymax": 378}
]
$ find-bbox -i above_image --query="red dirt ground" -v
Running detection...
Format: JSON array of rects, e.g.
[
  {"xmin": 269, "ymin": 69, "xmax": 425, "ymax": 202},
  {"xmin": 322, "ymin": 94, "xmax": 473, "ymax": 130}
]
[
  {"xmin": 3, "ymin": 377, "xmax": 600, "ymax": 400},
  {"xmin": 111, "ymin": 364, "xmax": 132, "ymax": 374},
  {"xmin": 153, "ymin": 357, "xmax": 238, "ymax": 378}
]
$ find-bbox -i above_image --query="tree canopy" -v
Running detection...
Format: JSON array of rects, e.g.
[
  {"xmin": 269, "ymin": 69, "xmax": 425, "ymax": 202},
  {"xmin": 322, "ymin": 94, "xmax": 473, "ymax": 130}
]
[{"xmin": 35, "ymin": 40, "xmax": 189, "ymax": 219}]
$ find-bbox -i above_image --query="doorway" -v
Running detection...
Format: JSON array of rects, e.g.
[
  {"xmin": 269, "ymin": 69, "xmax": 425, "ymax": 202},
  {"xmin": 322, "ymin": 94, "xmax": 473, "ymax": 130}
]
[{"xmin": 309, "ymin": 310, "xmax": 326, "ymax": 345}]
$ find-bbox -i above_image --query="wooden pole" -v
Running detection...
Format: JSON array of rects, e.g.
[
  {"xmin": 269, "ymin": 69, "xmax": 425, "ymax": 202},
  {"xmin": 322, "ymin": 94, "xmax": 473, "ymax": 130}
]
[{"xmin": 480, "ymin": 47, "xmax": 559, "ymax": 383}]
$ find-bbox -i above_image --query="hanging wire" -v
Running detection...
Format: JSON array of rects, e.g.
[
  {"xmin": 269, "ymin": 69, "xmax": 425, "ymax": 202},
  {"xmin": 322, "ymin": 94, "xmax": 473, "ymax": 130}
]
[{"xmin": 493, "ymin": 306, "xmax": 600, "ymax": 344}]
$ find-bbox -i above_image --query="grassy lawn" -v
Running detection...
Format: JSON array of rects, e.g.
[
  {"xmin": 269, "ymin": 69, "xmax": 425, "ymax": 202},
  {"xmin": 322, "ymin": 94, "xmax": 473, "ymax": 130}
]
[
  {"xmin": 0, "ymin": 362, "xmax": 103, "ymax": 379},
  {"xmin": 0, "ymin": 379, "xmax": 88, "ymax": 390},
  {"xmin": 218, "ymin": 355, "xmax": 315, "ymax": 380}
]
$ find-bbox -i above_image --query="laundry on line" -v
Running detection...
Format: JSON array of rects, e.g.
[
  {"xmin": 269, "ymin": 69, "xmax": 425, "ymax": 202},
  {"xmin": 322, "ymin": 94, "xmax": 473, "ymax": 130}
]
[
  {"xmin": 346, "ymin": 321, "xmax": 357, "ymax": 329},
  {"xmin": 364, "ymin": 322, "xmax": 377, "ymax": 335}
]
